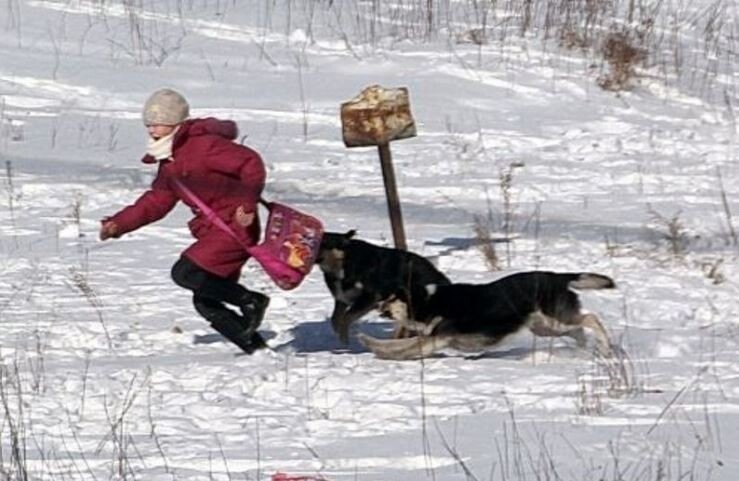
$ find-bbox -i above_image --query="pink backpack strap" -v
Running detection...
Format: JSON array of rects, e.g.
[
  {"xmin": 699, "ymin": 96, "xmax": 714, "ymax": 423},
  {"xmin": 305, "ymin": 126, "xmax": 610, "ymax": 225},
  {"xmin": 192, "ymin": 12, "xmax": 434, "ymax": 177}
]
[{"xmin": 174, "ymin": 179, "xmax": 253, "ymax": 252}]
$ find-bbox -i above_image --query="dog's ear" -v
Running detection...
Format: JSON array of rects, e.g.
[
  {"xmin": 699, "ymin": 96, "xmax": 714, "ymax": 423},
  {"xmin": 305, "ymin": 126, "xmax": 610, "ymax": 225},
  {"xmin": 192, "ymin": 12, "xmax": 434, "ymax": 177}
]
[
  {"xmin": 332, "ymin": 229, "xmax": 356, "ymax": 248},
  {"xmin": 319, "ymin": 229, "xmax": 355, "ymax": 253}
]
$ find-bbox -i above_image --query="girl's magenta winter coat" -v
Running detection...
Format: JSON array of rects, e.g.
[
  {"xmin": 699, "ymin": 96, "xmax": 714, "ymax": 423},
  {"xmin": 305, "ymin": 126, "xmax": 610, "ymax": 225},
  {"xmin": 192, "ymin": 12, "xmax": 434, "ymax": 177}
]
[{"xmin": 109, "ymin": 118, "xmax": 266, "ymax": 279}]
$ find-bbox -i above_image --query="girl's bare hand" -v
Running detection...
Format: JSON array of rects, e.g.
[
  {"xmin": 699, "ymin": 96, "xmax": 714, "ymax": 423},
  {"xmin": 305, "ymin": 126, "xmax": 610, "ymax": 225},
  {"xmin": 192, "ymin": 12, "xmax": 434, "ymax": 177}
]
[
  {"xmin": 234, "ymin": 205, "xmax": 255, "ymax": 228},
  {"xmin": 100, "ymin": 220, "xmax": 119, "ymax": 240}
]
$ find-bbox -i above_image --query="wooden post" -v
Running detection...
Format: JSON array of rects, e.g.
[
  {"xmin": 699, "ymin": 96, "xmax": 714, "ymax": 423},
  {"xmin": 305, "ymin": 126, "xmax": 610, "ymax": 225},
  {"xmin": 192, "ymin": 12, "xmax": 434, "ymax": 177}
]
[{"xmin": 377, "ymin": 143, "xmax": 407, "ymax": 250}]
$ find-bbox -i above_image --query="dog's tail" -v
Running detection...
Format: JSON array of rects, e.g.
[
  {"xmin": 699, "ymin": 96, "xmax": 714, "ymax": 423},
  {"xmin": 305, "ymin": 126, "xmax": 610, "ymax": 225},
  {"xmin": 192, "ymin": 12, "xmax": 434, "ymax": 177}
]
[
  {"xmin": 358, "ymin": 332, "xmax": 451, "ymax": 360},
  {"xmin": 567, "ymin": 273, "xmax": 615, "ymax": 290}
]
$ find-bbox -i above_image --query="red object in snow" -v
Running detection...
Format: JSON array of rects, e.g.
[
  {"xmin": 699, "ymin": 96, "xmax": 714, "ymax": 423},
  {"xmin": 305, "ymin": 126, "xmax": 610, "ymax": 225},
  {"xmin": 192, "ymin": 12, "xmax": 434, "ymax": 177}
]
[{"xmin": 271, "ymin": 473, "xmax": 328, "ymax": 481}]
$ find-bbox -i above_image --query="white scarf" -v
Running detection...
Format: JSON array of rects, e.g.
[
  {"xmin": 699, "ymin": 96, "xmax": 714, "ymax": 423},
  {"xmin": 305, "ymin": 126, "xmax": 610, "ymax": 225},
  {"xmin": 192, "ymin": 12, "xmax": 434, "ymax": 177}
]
[{"xmin": 146, "ymin": 127, "xmax": 179, "ymax": 160}]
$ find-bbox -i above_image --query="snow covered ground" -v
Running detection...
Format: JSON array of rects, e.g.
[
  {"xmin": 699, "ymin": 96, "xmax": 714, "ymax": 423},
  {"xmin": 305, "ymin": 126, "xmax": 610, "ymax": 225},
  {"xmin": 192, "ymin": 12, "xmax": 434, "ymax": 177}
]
[{"xmin": 1, "ymin": 1, "xmax": 737, "ymax": 480}]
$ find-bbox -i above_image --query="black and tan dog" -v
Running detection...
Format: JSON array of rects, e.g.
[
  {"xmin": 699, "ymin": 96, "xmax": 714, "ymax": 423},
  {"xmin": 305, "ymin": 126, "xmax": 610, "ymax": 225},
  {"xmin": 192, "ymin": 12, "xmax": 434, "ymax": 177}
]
[
  {"xmin": 316, "ymin": 230, "xmax": 451, "ymax": 343},
  {"xmin": 359, "ymin": 271, "xmax": 616, "ymax": 360}
]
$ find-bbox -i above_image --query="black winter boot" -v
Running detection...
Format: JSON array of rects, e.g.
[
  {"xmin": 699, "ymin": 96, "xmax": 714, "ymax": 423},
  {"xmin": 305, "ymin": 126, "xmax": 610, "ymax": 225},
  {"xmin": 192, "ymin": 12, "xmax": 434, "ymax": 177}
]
[
  {"xmin": 210, "ymin": 315, "xmax": 267, "ymax": 354},
  {"xmin": 240, "ymin": 291, "xmax": 270, "ymax": 337},
  {"xmin": 194, "ymin": 295, "xmax": 267, "ymax": 354}
]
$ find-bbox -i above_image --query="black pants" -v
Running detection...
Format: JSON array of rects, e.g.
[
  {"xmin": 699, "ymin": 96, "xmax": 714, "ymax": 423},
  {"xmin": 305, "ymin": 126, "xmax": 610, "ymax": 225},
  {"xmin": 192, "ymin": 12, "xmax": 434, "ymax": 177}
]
[
  {"xmin": 171, "ymin": 256, "xmax": 266, "ymax": 352},
  {"xmin": 171, "ymin": 256, "xmax": 249, "ymax": 319}
]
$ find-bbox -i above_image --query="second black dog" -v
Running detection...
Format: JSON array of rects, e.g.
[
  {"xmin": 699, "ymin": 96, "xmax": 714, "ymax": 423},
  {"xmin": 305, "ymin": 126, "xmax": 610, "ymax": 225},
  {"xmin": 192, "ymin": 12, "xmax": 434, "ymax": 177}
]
[{"xmin": 359, "ymin": 271, "xmax": 616, "ymax": 360}]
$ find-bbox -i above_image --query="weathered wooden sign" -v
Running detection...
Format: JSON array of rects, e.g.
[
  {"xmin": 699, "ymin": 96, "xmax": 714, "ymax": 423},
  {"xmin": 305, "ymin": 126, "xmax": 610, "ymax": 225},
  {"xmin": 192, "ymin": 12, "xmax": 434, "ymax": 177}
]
[{"xmin": 341, "ymin": 85, "xmax": 417, "ymax": 147}]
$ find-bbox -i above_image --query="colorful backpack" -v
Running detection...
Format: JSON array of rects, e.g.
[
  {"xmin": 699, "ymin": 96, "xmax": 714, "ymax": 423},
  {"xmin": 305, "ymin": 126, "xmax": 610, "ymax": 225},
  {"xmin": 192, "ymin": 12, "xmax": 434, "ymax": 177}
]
[{"xmin": 247, "ymin": 201, "xmax": 324, "ymax": 290}]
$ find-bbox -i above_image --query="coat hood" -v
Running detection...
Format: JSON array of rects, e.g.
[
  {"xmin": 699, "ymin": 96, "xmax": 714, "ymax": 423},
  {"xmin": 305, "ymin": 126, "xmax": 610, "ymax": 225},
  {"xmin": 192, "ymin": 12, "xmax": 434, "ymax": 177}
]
[{"xmin": 141, "ymin": 118, "xmax": 239, "ymax": 163}]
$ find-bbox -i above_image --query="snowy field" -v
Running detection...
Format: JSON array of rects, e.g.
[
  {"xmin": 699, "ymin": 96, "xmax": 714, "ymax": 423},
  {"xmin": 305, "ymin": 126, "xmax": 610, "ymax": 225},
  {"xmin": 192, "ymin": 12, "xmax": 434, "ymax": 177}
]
[{"xmin": 1, "ymin": 1, "xmax": 737, "ymax": 480}]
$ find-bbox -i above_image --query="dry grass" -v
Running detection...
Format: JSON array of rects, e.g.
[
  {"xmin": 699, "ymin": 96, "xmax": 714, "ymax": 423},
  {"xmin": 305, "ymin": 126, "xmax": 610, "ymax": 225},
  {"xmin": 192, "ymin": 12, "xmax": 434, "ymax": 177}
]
[
  {"xmin": 647, "ymin": 205, "xmax": 690, "ymax": 258},
  {"xmin": 598, "ymin": 30, "xmax": 647, "ymax": 91},
  {"xmin": 255, "ymin": 0, "xmax": 732, "ymax": 99},
  {"xmin": 473, "ymin": 214, "xmax": 501, "ymax": 271}
]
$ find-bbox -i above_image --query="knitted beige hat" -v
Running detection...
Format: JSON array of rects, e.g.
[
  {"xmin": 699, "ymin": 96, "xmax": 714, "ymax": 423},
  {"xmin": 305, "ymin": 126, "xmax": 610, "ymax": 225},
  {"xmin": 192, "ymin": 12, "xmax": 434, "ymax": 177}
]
[{"xmin": 142, "ymin": 89, "xmax": 190, "ymax": 125}]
